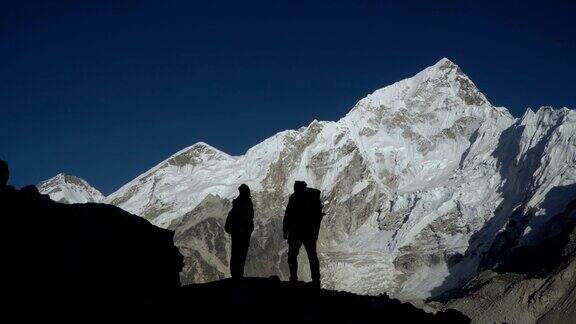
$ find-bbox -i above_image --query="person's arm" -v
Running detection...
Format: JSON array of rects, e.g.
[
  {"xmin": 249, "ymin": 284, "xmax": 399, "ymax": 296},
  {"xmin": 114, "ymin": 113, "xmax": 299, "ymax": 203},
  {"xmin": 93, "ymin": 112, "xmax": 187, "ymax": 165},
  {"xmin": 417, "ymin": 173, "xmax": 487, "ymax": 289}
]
[
  {"xmin": 225, "ymin": 199, "xmax": 237, "ymax": 234},
  {"xmin": 225, "ymin": 209, "xmax": 233, "ymax": 234},
  {"xmin": 283, "ymin": 196, "xmax": 293, "ymax": 239},
  {"xmin": 247, "ymin": 200, "xmax": 255, "ymax": 233}
]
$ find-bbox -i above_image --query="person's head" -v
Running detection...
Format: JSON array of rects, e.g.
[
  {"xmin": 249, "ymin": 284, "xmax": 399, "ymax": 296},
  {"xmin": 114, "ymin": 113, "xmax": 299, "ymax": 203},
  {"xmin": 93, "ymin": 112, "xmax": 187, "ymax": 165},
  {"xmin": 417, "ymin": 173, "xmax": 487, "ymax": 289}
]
[
  {"xmin": 0, "ymin": 159, "xmax": 8, "ymax": 188},
  {"xmin": 238, "ymin": 184, "xmax": 251, "ymax": 198},
  {"xmin": 294, "ymin": 181, "xmax": 307, "ymax": 193}
]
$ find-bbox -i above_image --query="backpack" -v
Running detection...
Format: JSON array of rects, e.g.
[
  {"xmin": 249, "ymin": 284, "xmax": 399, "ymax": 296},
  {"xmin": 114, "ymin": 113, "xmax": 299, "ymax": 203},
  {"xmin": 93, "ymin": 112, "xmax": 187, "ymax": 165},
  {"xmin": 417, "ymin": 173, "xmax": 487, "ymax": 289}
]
[
  {"xmin": 306, "ymin": 188, "xmax": 323, "ymax": 215},
  {"xmin": 306, "ymin": 187, "xmax": 324, "ymax": 233}
]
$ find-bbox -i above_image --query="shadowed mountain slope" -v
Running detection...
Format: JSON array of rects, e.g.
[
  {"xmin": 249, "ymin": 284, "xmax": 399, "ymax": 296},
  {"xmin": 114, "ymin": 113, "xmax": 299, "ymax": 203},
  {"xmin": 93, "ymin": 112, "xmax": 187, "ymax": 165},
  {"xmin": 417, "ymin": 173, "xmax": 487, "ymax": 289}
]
[{"xmin": 441, "ymin": 198, "xmax": 576, "ymax": 323}]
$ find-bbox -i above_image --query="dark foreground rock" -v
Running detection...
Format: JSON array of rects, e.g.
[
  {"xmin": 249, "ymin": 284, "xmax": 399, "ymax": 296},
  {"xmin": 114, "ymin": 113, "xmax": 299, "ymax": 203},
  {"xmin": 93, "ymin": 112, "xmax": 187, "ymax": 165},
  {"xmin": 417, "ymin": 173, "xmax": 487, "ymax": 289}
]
[
  {"xmin": 1, "ymin": 185, "xmax": 184, "ymax": 309},
  {"xmin": 173, "ymin": 277, "xmax": 469, "ymax": 323}
]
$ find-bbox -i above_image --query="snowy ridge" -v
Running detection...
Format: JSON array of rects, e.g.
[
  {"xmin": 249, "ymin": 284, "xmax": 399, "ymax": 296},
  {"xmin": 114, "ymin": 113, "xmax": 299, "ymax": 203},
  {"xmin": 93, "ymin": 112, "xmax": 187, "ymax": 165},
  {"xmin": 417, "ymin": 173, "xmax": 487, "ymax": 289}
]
[
  {"xmin": 107, "ymin": 58, "xmax": 507, "ymax": 225},
  {"xmin": 346, "ymin": 58, "xmax": 492, "ymax": 116}
]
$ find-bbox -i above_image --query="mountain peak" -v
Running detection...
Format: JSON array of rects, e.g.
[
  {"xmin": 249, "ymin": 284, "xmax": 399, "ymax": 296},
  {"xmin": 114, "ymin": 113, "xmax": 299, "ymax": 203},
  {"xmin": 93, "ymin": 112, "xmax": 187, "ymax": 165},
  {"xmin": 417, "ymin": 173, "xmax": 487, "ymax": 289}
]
[
  {"xmin": 165, "ymin": 142, "xmax": 231, "ymax": 168},
  {"xmin": 432, "ymin": 57, "xmax": 457, "ymax": 69},
  {"xmin": 177, "ymin": 141, "xmax": 227, "ymax": 155},
  {"xmin": 421, "ymin": 58, "xmax": 469, "ymax": 85},
  {"xmin": 38, "ymin": 173, "xmax": 104, "ymax": 204},
  {"xmin": 519, "ymin": 106, "xmax": 575, "ymax": 128},
  {"xmin": 42, "ymin": 173, "xmax": 88, "ymax": 188},
  {"xmin": 190, "ymin": 141, "xmax": 213, "ymax": 149},
  {"xmin": 52, "ymin": 173, "xmax": 85, "ymax": 185},
  {"xmin": 346, "ymin": 58, "xmax": 492, "ymax": 120}
]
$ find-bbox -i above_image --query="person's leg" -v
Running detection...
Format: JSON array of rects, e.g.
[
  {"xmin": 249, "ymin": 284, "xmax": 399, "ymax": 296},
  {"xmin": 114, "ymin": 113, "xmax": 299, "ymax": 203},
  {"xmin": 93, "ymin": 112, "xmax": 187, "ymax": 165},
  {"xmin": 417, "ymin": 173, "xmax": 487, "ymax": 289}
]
[
  {"xmin": 287, "ymin": 240, "xmax": 302, "ymax": 282},
  {"xmin": 230, "ymin": 235, "xmax": 238, "ymax": 277},
  {"xmin": 237, "ymin": 234, "xmax": 251, "ymax": 277},
  {"xmin": 304, "ymin": 239, "xmax": 320, "ymax": 285}
]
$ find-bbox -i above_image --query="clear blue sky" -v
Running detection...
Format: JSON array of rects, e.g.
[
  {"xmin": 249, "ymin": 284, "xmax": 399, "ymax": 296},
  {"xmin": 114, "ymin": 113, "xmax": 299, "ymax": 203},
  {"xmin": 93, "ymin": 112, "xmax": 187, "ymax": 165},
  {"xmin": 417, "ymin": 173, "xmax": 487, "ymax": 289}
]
[{"xmin": 1, "ymin": 0, "xmax": 575, "ymax": 194}]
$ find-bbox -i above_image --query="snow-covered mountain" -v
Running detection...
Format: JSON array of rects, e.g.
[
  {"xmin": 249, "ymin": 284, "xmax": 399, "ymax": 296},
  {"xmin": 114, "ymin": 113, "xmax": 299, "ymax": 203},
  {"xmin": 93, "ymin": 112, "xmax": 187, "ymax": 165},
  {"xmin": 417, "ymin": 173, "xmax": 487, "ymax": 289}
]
[
  {"xmin": 38, "ymin": 173, "xmax": 104, "ymax": 204},
  {"xmin": 40, "ymin": 58, "xmax": 575, "ymax": 300}
]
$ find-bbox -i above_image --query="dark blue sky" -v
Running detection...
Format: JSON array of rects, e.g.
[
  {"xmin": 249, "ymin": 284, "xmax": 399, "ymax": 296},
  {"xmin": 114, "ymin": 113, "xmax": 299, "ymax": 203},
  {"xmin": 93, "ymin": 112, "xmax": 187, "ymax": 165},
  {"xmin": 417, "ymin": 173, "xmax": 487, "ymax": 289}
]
[{"xmin": 1, "ymin": 0, "xmax": 575, "ymax": 194}]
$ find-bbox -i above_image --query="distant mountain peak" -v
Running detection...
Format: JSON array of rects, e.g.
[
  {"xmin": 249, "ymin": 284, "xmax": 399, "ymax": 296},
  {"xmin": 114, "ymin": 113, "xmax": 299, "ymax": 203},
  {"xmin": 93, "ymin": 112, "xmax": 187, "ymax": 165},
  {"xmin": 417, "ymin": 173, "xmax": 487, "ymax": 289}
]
[
  {"xmin": 436, "ymin": 57, "xmax": 455, "ymax": 65},
  {"xmin": 38, "ymin": 173, "xmax": 104, "ymax": 204},
  {"xmin": 414, "ymin": 57, "xmax": 488, "ymax": 106},
  {"xmin": 165, "ymin": 142, "xmax": 232, "ymax": 168},
  {"xmin": 346, "ymin": 59, "xmax": 491, "ymax": 121},
  {"xmin": 52, "ymin": 173, "xmax": 88, "ymax": 186},
  {"xmin": 430, "ymin": 57, "xmax": 458, "ymax": 72}
]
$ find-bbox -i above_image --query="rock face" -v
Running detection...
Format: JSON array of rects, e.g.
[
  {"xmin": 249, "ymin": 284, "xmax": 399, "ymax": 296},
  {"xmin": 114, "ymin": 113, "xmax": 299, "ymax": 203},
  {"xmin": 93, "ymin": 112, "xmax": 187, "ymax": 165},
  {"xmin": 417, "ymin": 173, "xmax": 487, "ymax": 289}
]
[
  {"xmin": 41, "ymin": 58, "xmax": 576, "ymax": 301},
  {"xmin": 38, "ymin": 173, "xmax": 104, "ymax": 203}
]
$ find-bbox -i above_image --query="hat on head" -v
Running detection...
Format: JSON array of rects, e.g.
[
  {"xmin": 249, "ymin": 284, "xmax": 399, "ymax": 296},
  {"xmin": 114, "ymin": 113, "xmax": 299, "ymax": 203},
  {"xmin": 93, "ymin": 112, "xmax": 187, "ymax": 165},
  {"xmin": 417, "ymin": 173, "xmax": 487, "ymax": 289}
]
[
  {"xmin": 238, "ymin": 184, "xmax": 251, "ymax": 197},
  {"xmin": 294, "ymin": 181, "xmax": 307, "ymax": 192}
]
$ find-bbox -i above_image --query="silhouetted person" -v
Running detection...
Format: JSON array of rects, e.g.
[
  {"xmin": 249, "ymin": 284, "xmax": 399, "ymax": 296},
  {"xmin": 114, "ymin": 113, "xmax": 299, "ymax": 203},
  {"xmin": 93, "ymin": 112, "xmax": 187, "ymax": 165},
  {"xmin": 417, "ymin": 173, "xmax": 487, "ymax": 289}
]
[
  {"xmin": 225, "ymin": 184, "xmax": 254, "ymax": 278},
  {"xmin": 0, "ymin": 159, "xmax": 8, "ymax": 189},
  {"xmin": 283, "ymin": 181, "xmax": 324, "ymax": 288}
]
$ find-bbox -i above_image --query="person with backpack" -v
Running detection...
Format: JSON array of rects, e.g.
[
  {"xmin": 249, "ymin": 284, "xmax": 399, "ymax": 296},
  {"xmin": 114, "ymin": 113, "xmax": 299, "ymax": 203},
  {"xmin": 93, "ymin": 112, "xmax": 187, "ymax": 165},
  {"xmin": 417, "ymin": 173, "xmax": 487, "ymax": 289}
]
[
  {"xmin": 283, "ymin": 181, "xmax": 324, "ymax": 288},
  {"xmin": 225, "ymin": 184, "xmax": 254, "ymax": 279}
]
